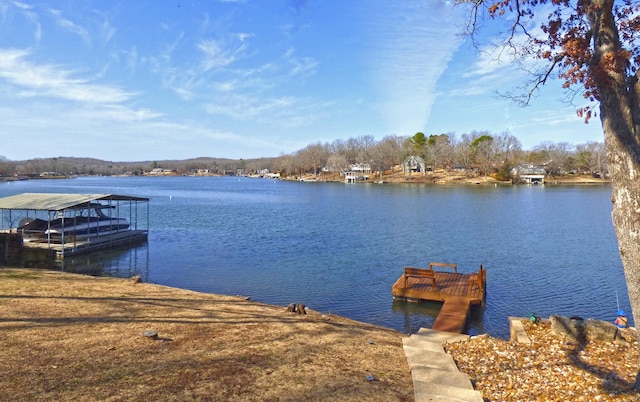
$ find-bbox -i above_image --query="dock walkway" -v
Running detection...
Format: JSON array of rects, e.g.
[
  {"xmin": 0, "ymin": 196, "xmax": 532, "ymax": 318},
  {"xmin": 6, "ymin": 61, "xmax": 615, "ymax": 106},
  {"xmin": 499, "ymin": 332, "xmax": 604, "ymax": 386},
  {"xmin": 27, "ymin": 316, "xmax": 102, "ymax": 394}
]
[
  {"xmin": 432, "ymin": 296, "xmax": 472, "ymax": 333},
  {"xmin": 392, "ymin": 263, "xmax": 486, "ymax": 334}
]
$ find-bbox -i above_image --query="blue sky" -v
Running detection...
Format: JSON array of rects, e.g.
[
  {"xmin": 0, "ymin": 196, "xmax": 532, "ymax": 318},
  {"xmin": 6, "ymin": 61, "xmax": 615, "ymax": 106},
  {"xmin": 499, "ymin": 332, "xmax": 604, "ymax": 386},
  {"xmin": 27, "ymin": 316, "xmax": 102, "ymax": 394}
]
[{"xmin": 0, "ymin": 0, "xmax": 604, "ymax": 162}]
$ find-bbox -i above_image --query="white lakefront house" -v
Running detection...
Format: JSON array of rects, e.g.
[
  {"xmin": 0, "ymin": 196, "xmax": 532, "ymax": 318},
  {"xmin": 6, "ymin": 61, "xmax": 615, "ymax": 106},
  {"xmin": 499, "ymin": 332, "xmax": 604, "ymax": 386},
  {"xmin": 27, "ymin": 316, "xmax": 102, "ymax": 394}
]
[
  {"xmin": 511, "ymin": 164, "xmax": 546, "ymax": 184},
  {"xmin": 342, "ymin": 163, "xmax": 371, "ymax": 183}
]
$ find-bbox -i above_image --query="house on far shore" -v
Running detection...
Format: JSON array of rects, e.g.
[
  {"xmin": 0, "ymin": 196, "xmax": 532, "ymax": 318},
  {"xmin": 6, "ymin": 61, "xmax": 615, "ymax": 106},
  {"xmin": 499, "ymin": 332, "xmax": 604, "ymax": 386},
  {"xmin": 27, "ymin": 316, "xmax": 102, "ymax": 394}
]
[
  {"xmin": 148, "ymin": 168, "xmax": 173, "ymax": 176},
  {"xmin": 403, "ymin": 156, "xmax": 426, "ymax": 174},
  {"xmin": 511, "ymin": 164, "xmax": 546, "ymax": 184},
  {"xmin": 343, "ymin": 171, "xmax": 367, "ymax": 183},
  {"xmin": 342, "ymin": 163, "xmax": 371, "ymax": 183},
  {"xmin": 349, "ymin": 163, "xmax": 371, "ymax": 175}
]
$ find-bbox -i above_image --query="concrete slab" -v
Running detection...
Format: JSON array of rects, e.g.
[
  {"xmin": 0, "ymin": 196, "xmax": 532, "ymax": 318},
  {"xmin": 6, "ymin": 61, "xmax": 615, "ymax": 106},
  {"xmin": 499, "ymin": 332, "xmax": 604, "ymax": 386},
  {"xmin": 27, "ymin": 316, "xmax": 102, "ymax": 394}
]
[
  {"xmin": 402, "ymin": 336, "xmax": 445, "ymax": 353},
  {"xmin": 416, "ymin": 327, "xmax": 470, "ymax": 344},
  {"xmin": 410, "ymin": 366, "xmax": 474, "ymax": 389},
  {"xmin": 509, "ymin": 316, "xmax": 532, "ymax": 344},
  {"xmin": 405, "ymin": 327, "xmax": 482, "ymax": 402},
  {"xmin": 402, "ymin": 345, "xmax": 459, "ymax": 371},
  {"xmin": 413, "ymin": 381, "xmax": 484, "ymax": 402}
]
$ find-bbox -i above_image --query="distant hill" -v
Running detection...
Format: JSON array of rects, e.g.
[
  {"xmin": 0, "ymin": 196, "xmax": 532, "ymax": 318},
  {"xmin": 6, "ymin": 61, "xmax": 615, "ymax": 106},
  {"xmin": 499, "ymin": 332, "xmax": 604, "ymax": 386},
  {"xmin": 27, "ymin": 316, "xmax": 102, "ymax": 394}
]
[{"xmin": 0, "ymin": 156, "xmax": 280, "ymax": 177}]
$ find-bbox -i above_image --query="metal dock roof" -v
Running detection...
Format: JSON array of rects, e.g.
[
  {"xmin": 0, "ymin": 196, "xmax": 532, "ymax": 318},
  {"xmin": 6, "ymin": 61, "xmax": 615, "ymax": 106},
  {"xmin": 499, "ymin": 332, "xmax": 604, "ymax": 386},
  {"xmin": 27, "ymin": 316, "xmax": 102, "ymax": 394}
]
[{"xmin": 0, "ymin": 193, "xmax": 149, "ymax": 211}]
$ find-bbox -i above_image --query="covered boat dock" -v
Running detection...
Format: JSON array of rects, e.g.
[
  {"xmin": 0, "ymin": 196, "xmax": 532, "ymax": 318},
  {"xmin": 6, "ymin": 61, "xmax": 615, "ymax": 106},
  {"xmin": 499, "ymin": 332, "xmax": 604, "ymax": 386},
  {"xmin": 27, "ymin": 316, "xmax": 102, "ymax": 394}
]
[{"xmin": 0, "ymin": 193, "xmax": 149, "ymax": 260}]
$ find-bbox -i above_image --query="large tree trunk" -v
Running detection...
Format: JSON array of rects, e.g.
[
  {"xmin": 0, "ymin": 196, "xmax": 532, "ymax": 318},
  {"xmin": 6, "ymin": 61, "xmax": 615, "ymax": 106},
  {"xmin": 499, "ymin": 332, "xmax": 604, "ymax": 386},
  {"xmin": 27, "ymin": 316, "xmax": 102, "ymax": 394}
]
[
  {"xmin": 603, "ymin": 113, "xmax": 640, "ymax": 390},
  {"xmin": 587, "ymin": 0, "xmax": 640, "ymax": 389}
]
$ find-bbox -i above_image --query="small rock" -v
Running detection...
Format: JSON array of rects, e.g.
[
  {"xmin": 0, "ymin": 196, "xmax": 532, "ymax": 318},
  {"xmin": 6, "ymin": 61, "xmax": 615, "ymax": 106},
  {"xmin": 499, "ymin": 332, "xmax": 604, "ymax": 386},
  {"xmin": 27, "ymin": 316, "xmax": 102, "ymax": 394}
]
[{"xmin": 142, "ymin": 330, "xmax": 158, "ymax": 340}]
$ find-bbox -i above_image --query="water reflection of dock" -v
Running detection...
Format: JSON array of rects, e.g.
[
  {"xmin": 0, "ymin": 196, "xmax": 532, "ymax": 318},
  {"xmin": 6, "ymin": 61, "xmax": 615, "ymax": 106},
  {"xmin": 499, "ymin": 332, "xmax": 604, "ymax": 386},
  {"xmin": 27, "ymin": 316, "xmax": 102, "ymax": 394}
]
[
  {"xmin": 392, "ymin": 263, "xmax": 486, "ymax": 334},
  {"xmin": 54, "ymin": 243, "xmax": 150, "ymax": 279}
]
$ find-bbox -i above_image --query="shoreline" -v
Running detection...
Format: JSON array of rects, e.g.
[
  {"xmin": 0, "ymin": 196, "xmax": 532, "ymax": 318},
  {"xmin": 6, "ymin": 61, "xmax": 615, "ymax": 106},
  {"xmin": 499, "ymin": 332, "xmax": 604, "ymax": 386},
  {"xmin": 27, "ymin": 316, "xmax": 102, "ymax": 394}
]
[
  {"xmin": 293, "ymin": 171, "xmax": 610, "ymax": 186},
  {"xmin": 1, "ymin": 171, "xmax": 610, "ymax": 186},
  {"xmin": 1, "ymin": 267, "xmax": 637, "ymax": 401}
]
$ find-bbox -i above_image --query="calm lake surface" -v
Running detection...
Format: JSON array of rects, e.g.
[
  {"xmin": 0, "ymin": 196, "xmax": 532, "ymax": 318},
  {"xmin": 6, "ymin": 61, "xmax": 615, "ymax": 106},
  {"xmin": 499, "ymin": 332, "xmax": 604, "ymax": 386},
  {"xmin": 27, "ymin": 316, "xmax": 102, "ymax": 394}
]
[{"xmin": 0, "ymin": 176, "xmax": 630, "ymax": 338}]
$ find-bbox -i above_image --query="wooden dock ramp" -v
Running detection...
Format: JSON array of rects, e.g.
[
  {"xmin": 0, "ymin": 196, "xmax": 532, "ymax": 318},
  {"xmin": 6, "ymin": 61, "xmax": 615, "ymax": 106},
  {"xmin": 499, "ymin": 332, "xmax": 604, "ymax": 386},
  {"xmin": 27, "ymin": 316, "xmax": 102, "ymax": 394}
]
[{"xmin": 431, "ymin": 296, "xmax": 471, "ymax": 333}]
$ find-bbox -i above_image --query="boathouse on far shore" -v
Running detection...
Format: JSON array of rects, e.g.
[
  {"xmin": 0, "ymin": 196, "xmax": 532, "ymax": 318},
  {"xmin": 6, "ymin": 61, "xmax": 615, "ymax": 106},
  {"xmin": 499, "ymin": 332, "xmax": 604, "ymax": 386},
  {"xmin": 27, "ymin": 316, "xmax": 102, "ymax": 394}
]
[
  {"xmin": 0, "ymin": 193, "xmax": 149, "ymax": 264},
  {"xmin": 511, "ymin": 164, "xmax": 546, "ymax": 184}
]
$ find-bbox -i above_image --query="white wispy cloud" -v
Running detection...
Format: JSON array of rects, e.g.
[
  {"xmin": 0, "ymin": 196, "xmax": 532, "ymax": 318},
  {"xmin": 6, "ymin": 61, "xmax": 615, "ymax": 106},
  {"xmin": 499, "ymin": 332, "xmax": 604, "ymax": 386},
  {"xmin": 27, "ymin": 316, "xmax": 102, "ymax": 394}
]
[
  {"xmin": 82, "ymin": 104, "xmax": 163, "ymax": 122},
  {"xmin": 204, "ymin": 93, "xmax": 326, "ymax": 128},
  {"xmin": 98, "ymin": 14, "xmax": 115, "ymax": 44},
  {"xmin": 461, "ymin": 3, "xmax": 565, "ymax": 96},
  {"xmin": 364, "ymin": 1, "xmax": 468, "ymax": 134},
  {"xmin": 0, "ymin": 48, "xmax": 135, "ymax": 104},
  {"xmin": 6, "ymin": 1, "xmax": 32, "ymax": 11},
  {"xmin": 123, "ymin": 46, "xmax": 138, "ymax": 73},
  {"xmin": 530, "ymin": 107, "xmax": 586, "ymax": 126},
  {"xmin": 33, "ymin": 19, "xmax": 41, "ymax": 41},
  {"xmin": 47, "ymin": 8, "xmax": 91, "ymax": 45},
  {"xmin": 283, "ymin": 48, "xmax": 317, "ymax": 76},
  {"xmin": 463, "ymin": 45, "xmax": 519, "ymax": 79},
  {"xmin": 1, "ymin": 1, "xmax": 41, "ymax": 41},
  {"xmin": 198, "ymin": 38, "xmax": 247, "ymax": 71}
]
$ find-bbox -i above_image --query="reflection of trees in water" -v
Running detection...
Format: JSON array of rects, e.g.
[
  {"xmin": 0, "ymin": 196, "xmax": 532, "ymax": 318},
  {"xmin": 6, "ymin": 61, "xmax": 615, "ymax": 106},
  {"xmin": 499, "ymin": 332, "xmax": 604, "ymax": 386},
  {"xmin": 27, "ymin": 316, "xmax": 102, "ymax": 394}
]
[
  {"xmin": 391, "ymin": 299, "xmax": 440, "ymax": 335},
  {"xmin": 391, "ymin": 299, "xmax": 487, "ymax": 336}
]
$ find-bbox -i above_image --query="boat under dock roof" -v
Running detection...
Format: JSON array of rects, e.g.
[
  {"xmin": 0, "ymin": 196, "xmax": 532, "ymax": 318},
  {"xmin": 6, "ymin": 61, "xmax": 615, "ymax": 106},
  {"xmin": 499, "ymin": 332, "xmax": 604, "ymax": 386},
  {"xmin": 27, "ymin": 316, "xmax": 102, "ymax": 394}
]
[{"xmin": 0, "ymin": 193, "xmax": 150, "ymax": 260}]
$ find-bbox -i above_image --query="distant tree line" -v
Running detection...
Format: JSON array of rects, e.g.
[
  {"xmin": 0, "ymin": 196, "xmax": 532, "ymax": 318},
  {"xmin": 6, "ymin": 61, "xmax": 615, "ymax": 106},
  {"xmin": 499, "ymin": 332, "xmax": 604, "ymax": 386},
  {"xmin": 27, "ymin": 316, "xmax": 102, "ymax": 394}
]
[
  {"xmin": 0, "ymin": 156, "xmax": 257, "ymax": 178},
  {"xmin": 277, "ymin": 131, "xmax": 607, "ymax": 181},
  {"xmin": 0, "ymin": 131, "xmax": 607, "ymax": 180}
]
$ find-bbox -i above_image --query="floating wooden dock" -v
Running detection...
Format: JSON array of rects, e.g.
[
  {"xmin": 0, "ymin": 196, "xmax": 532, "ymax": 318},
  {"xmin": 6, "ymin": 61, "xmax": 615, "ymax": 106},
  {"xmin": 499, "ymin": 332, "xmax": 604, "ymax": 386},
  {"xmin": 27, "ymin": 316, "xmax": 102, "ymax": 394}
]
[
  {"xmin": 392, "ymin": 262, "xmax": 487, "ymax": 334},
  {"xmin": 22, "ymin": 230, "xmax": 148, "ymax": 258}
]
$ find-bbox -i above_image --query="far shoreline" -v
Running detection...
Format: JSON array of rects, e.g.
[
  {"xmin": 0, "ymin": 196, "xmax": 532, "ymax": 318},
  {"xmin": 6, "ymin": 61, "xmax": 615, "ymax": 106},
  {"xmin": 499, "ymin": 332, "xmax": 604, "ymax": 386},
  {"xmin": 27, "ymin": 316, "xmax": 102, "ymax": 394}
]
[{"xmin": 1, "ymin": 171, "xmax": 611, "ymax": 187}]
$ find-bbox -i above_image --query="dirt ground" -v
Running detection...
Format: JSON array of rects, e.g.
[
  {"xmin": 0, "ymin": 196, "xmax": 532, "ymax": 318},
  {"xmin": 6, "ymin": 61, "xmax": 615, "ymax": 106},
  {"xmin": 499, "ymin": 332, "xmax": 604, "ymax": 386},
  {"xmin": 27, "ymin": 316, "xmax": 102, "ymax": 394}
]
[{"xmin": 0, "ymin": 269, "xmax": 413, "ymax": 401}]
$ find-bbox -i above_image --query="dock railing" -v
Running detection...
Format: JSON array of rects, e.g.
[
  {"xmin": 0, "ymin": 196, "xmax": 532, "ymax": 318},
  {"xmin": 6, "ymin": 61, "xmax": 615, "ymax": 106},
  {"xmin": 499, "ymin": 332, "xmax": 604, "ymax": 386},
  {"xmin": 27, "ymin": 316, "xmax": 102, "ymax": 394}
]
[
  {"xmin": 428, "ymin": 262, "xmax": 457, "ymax": 273},
  {"xmin": 468, "ymin": 264, "xmax": 486, "ymax": 294},
  {"xmin": 403, "ymin": 266, "xmax": 436, "ymax": 291}
]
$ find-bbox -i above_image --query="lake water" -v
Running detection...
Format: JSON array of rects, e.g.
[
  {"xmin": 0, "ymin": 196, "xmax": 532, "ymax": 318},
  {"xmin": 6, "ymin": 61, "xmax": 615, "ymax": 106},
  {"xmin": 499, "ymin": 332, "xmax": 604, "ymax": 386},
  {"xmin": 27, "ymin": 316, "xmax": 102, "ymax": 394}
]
[{"xmin": 0, "ymin": 176, "xmax": 631, "ymax": 338}]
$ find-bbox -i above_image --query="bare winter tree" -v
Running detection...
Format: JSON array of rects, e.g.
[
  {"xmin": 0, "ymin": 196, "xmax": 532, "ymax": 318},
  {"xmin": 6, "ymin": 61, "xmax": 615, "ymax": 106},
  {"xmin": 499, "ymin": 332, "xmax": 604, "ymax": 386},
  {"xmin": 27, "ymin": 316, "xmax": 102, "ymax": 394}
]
[
  {"xmin": 455, "ymin": 132, "xmax": 476, "ymax": 174},
  {"xmin": 426, "ymin": 134, "xmax": 452, "ymax": 172},
  {"xmin": 326, "ymin": 153, "xmax": 349, "ymax": 180},
  {"xmin": 494, "ymin": 131, "xmax": 522, "ymax": 165},
  {"xmin": 576, "ymin": 141, "xmax": 606, "ymax": 175},
  {"xmin": 377, "ymin": 134, "xmax": 407, "ymax": 178}
]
